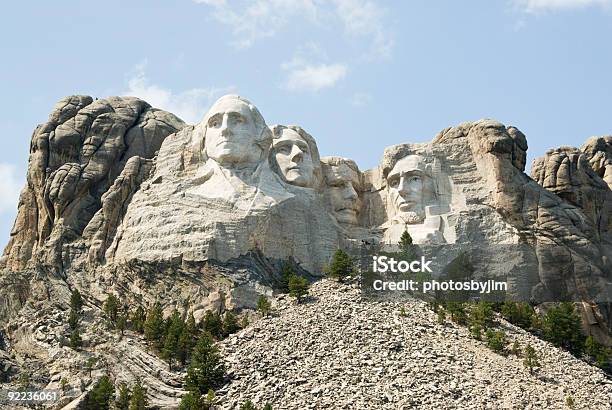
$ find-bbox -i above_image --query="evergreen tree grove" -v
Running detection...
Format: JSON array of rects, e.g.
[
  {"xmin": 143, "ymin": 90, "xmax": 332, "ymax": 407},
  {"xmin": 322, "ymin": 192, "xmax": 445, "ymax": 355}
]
[
  {"xmin": 326, "ymin": 249, "xmax": 353, "ymax": 281},
  {"xmin": 185, "ymin": 333, "xmax": 225, "ymax": 395}
]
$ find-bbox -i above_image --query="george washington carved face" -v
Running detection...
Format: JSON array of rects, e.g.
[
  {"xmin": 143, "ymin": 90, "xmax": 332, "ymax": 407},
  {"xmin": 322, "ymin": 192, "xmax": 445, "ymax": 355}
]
[{"xmin": 201, "ymin": 95, "xmax": 270, "ymax": 169}]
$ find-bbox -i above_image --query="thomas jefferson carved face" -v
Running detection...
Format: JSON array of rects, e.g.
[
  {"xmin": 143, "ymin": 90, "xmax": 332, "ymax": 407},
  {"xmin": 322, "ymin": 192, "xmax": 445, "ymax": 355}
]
[
  {"xmin": 386, "ymin": 155, "xmax": 429, "ymax": 224},
  {"xmin": 203, "ymin": 96, "xmax": 263, "ymax": 167},
  {"xmin": 272, "ymin": 128, "xmax": 315, "ymax": 187},
  {"xmin": 323, "ymin": 159, "xmax": 361, "ymax": 226}
]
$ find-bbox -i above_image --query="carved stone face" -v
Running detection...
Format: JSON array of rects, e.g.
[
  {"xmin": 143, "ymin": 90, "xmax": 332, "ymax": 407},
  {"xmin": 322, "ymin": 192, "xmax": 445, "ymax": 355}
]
[
  {"xmin": 324, "ymin": 162, "xmax": 361, "ymax": 226},
  {"xmin": 386, "ymin": 155, "xmax": 428, "ymax": 224},
  {"xmin": 272, "ymin": 128, "xmax": 315, "ymax": 187},
  {"xmin": 204, "ymin": 98, "xmax": 261, "ymax": 167}
]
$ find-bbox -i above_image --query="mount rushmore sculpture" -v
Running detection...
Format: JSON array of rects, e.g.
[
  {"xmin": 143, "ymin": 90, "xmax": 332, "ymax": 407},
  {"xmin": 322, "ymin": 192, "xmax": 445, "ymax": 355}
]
[{"xmin": 1, "ymin": 94, "xmax": 610, "ymax": 343}]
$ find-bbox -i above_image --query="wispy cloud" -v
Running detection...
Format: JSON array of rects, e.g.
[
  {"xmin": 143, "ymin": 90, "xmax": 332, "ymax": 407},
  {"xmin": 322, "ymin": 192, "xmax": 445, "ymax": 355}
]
[
  {"xmin": 512, "ymin": 0, "xmax": 611, "ymax": 13},
  {"xmin": 123, "ymin": 61, "xmax": 235, "ymax": 123},
  {"xmin": 281, "ymin": 45, "xmax": 347, "ymax": 92},
  {"xmin": 0, "ymin": 164, "xmax": 23, "ymax": 215},
  {"xmin": 194, "ymin": 0, "xmax": 393, "ymax": 58}
]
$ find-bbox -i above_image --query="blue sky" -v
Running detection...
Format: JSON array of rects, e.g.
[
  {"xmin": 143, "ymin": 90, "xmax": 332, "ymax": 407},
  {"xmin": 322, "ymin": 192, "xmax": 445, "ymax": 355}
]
[{"xmin": 1, "ymin": 0, "xmax": 611, "ymax": 249}]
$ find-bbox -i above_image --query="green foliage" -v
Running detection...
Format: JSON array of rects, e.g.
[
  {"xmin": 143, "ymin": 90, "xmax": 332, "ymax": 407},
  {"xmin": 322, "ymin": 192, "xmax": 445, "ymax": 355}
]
[
  {"xmin": 288, "ymin": 274, "xmax": 309, "ymax": 303},
  {"xmin": 511, "ymin": 340, "xmax": 521, "ymax": 357},
  {"xmin": 144, "ymin": 303, "xmax": 165, "ymax": 348},
  {"xmin": 565, "ymin": 395, "xmax": 575, "ymax": 409},
  {"xmin": 178, "ymin": 313, "xmax": 198, "ymax": 366},
  {"xmin": 163, "ymin": 310, "xmax": 184, "ymax": 369},
  {"xmin": 279, "ymin": 263, "xmax": 296, "ymax": 292},
  {"xmin": 179, "ymin": 391, "xmax": 203, "ymax": 410},
  {"xmin": 202, "ymin": 310, "xmax": 224, "ymax": 340},
  {"xmin": 70, "ymin": 328, "xmax": 82, "ymax": 350},
  {"xmin": 85, "ymin": 357, "xmax": 97, "ymax": 377},
  {"xmin": 326, "ymin": 249, "xmax": 353, "ymax": 281},
  {"xmin": 584, "ymin": 336, "xmax": 611, "ymax": 371},
  {"xmin": 257, "ymin": 295, "xmax": 272, "ymax": 317},
  {"xmin": 185, "ymin": 333, "xmax": 225, "ymax": 395},
  {"xmin": 222, "ymin": 311, "xmax": 241, "ymax": 338},
  {"xmin": 398, "ymin": 229, "xmax": 416, "ymax": 261},
  {"xmin": 60, "ymin": 377, "xmax": 68, "ymax": 392},
  {"xmin": 117, "ymin": 313, "xmax": 128, "ymax": 336},
  {"xmin": 116, "ymin": 382, "xmax": 131, "ymax": 410},
  {"xmin": 523, "ymin": 343, "xmax": 540, "ymax": 374},
  {"xmin": 485, "ymin": 329, "xmax": 507, "ymax": 355},
  {"xmin": 445, "ymin": 302, "xmax": 467, "ymax": 325},
  {"xmin": 263, "ymin": 404, "xmax": 273, "ymax": 410},
  {"xmin": 18, "ymin": 371, "xmax": 30, "ymax": 389},
  {"xmin": 83, "ymin": 375, "xmax": 115, "ymax": 410},
  {"xmin": 69, "ymin": 309, "xmax": 79, "ymax": 330},
  {"xmin": 70, "ymin": 289, "xmax": 83, "ymax": 312},
  {"xmin": 542, "ymin": 302, "xmax": 585, "ymax": 355},
  {"xmin": 130, "ymin": 306, "xmax": 146, "ymax": 334},
  {"xmin": 501, "ymin": 302, "xmax": 535, "ymax": 330},
  {"xmin": 129, "ymin": 379, "xmax": 148, "ymax": 410},
  {"xmin": 103, "ymin": 294, "xmax": 120, "ymax": 324},
  {"xmin": 240, "ymin": 400, "xmax": 258, "ymax": 410},
  {"xmin": 399, "ymin": 306, "xmax": 407, "ymax": 317}
]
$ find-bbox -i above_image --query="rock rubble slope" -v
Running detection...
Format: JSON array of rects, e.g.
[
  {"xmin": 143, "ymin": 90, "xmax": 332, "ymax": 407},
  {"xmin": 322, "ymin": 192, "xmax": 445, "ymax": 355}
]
[{"xmin": 218, "ymin": 279, "xmax": 611, "ymax": 409}]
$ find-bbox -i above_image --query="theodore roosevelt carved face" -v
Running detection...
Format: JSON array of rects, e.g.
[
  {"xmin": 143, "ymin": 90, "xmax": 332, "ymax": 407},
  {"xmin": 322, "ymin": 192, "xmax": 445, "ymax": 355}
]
[{"xmin": 322, "ymin": 157, "xmax": 361, "ymax": 226}]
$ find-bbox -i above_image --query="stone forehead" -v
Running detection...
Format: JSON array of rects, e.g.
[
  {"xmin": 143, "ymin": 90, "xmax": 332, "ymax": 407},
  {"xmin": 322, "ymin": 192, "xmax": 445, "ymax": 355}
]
[
  {"xmin": 323, "ymin": 162, "xmax": 360, "ymax": 184},
  {"xmin": 207, "ymin": 96, "xmax": 254, "ymax": 118},
  {"xmin": 274, "ymin": 128, "xmax": 305, "ymax": 143},
  {"xmin": 388, "ymin": 155, "xmax": 428, "ymax": 177}
]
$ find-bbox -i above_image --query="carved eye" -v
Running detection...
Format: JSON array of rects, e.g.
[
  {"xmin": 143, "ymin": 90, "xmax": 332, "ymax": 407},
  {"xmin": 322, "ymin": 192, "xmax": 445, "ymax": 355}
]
[
  {"xmin": 409, "ymin": 176, "xmax": 421, "ymax": 183},
  {"xmin": 209, "ymin": 118, "xmax": 220, "ymax": 128},
  {"xmin": 389, "ymin": 177, "xmax": 399, "ymax": 188}
]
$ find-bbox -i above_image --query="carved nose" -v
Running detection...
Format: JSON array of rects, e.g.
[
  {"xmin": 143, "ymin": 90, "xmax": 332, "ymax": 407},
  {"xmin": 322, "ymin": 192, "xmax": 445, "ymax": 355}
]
[
  {"xmin": 344, "ymin": 184, "xmax": 358, "ymax": 200},
  {"xmin": 291, "ymin": 146, "xmax": 304, "ymax": 163}
]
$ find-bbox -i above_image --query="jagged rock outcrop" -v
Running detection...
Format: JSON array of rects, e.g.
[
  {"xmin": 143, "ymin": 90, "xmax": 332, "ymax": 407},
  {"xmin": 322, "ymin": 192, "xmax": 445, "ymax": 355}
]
[{"xmin": 0, "ymin": 95, "xmax": 185, "ymax": 272}]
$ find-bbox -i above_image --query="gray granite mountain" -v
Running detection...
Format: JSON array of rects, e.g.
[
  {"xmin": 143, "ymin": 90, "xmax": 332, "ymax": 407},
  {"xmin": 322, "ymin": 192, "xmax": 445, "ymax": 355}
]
[{"xmin": 0, "ymin": 95, "xmax": 610, "ymax": 408}]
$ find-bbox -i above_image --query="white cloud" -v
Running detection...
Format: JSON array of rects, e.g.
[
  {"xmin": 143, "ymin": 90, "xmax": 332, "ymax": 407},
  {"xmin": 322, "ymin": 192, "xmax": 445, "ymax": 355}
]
[
  {"xmin": 123, "ymin": 61, "xmax": 236, "ymax": 123},
  {"xmin": 283, "ymin": 63, "xmax": 347, "ymax": 92},
  {"xmin": 513, "ymin": 0, "xmax": 611, "ymax": 12},
  {"xmin": 0, "ymin": 164, "xmax": 23, "ymax": 215},
  {"xmin": 194, "ymin": 0, "xmax": 392, "ymax": 58}
]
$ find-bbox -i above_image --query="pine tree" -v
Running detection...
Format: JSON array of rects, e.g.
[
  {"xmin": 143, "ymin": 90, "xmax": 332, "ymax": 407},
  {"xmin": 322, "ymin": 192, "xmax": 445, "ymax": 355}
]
[
  {"xmin": 326, "ymin": 249, "xmax": 353, "ymax": 281},
  {"xmin": 565, "ymin": 395, "xmax": 576, "ymax": 409},
  {"xmin": 131, "ymin": 306, "xmax": 146, "ymax": 333},
  {"xmin": 485, "ymin": 329, "xmax": 507, "ymax": 355},
  {"xmin": 185, "ymin": 333, "xmax": 225, "ymax": 395},
  {"xmin": 83, "ymin": 375, "xmax": 115, "ymax": 410},
  {"xmin": 85, "ymin": 357, "xmax": 97, "ymax": 377},
  {"xmin": 115, "ymin": 382, "xmax": 131, "ymax": 410},
  {"xmin": 398, "ymin": 229, "xmax": 416, "ymax": 261},
  {"xmin": 69, "ymin": 309, "xmax": 79, "ymax": 330},
  {"xmin": 263, "ymin": 404, "xmax": 273, "ymax": 410},
  {"xmin": 179, "ymin": 391, "xmax": 203, "ymax": 410},
  {"xmin": 542, "ymin": 302, "xmax": 585, "ymax": 355},
  {"xmin": 70, "ymin": 328, "xmax": 82, "ymax": 350},
  {"xmin": 129, "ymin": 379, "xmax": 148, "ymax": 410},
  {"xmin": 288, "ymin": 274, "xmax": 309, "ymax": 304},
  {"xmin": 202, "ymin": 310, "xmax": 224, "ymax": 340},
  {"xmin": 222, "ymin": 311, "xmax": 240, "ymax": 337},
  {"xmin": 523, "ymin": 343, "xmax": 540, "ymax": 374},
  {"xmin": 117, "ymin": 313, "xmax": 128, "ymax": 336},
  {"xmin": 240, "ymin": 400, "xmax": 257, "ymax": 410},
  {"xmin": 279, "ymin": 263, "xmax": 296, "ymax": 292},
  {"xmin": 257, "ymin": 295, "xmax": 272, "ymax": 317},
  {"xmin": 144, "ymin": 303, "xmax": 165, "ymax": 348},
  {"xmin": 103, "ymin": 294, "xmax": 120, "ymax": 324},
  {"xmin": 178, "ymin": 313, "xmax": 197, "ymax": 366},
  {"xmin": 70, "ymin": 289, "xmax": 83, "ymax": 312},
  {"xmin": 163, "ymin": 310, "xmax": 184, "ymax": 370}
]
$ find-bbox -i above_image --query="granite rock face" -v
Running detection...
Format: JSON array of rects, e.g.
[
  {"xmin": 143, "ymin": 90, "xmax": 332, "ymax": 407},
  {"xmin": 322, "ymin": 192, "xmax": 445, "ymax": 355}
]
[
  {"xmin": 0, "ymin": 95, "xmax": 610, "ymax": 408},
  {"xmin": 0, "ymin": 96, "xmax": 185, "ymax": 272}
]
